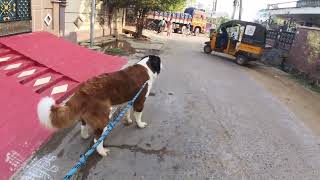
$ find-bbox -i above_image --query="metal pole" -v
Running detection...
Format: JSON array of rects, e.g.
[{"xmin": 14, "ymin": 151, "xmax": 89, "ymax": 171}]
[
  {"xmin": 231, "ymin": 0, "xmax": 237, "ymax": 19},
  {"xmin": 239, "ymin": 0, "xmax": 242, "ymax": 20},
  {"xmin": 212, "ymin": 0, "xmax": 217, "ymax": 14},
  {"xmin": 90, "ymin": 0, "xmax": 96, "ymax": 47}
]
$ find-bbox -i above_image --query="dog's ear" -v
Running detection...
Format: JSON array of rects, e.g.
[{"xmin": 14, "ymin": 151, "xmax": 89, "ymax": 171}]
[{"xmin": 146, "ymin": 55, "xmax": 161, "ymax": 74}]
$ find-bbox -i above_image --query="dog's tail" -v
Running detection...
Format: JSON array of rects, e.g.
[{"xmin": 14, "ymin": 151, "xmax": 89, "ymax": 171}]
[{"xmin": 37, "ymin": 95, "xmax": 82, "ymax": 129}]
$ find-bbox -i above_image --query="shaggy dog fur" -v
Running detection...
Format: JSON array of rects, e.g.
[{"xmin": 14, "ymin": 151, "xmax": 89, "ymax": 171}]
[{"xmin": 37, "ymin": 55, "xmax": 162, "ymax": 156}]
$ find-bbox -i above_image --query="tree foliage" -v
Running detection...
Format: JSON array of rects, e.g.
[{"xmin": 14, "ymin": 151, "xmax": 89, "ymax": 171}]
[
  {"xmin": 106, "ymin": 0, "xmax": 185, "ymax": 11},
  {"xmin": 209, "ymin": 16, "xmax": 230, "ymax": 26},
  {"xmin": 167, "ymin": 0, "xmax": 186, "ymax": 12}
]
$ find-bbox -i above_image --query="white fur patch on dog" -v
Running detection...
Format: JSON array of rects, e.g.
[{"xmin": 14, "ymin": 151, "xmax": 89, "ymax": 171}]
[
  {"xmin": 37, "ymin": 96, "xmax": 55, "ymax": 129},
  {"xmin": 137, "ymin": 57, "xmax": 155, "ymax": 98},
  {"xmin": 134, "ymin": 111, "xmax": 147, "ymax": 128}
]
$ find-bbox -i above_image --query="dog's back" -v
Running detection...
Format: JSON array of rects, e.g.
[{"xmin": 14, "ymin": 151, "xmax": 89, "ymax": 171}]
[{"xmin": 78, "ymin": 64, "xmax": 150, "ymax": 105}]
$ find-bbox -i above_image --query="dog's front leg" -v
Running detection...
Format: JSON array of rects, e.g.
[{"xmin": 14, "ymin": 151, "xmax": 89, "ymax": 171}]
[
  {"xmin": 133, "ymin": 87, "xmax": 149, "ymax": 128},
  {"xmin": 134, "ymin": 111, "xmax": 147, "ymax": 128}
]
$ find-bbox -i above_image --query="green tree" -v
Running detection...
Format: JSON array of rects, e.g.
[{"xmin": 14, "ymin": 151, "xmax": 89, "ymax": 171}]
[
  {"xmin": 214, "ymin": 16, "xmax": 230, "ymax": 27},
  {"xmin": 106, "ymin": 0, "xmax": 186, "ymax": 38},
  {"xmin": 168, "ymin": 0, "xmax": 186, "ymax": 12}
]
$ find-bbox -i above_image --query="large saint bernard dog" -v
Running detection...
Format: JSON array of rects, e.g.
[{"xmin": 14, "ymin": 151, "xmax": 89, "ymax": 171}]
[{"xmin": 37, "ymin": 55, "xmax": 162, "ymax": 156}]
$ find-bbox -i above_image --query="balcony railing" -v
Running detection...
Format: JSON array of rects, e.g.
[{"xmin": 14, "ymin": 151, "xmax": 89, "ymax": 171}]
[
  {"xmin": 267, "ymin": 0, "xmax": 320, "ymax": 10},
  {"xmin": 0, "ymin": 0, "xmax": 31, "ymax": 23},
  {"xmin": 297, "ymin": 0, "xmax": 320, "ymax": 7}
]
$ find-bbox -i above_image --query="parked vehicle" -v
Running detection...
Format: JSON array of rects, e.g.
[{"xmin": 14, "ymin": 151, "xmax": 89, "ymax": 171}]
[
  {"xmin": 203, "ymin": 20, "xmax": 267, "ymax": 65},
  {"xmin": 147, "ymin": 7, "xmax": 206, "ymax": 35}
]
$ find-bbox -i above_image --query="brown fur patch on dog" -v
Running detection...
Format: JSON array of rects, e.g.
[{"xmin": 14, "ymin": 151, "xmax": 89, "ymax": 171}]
[{"xmin": 49, "ymin": 64, "xmax": 150, "ymax": 138}]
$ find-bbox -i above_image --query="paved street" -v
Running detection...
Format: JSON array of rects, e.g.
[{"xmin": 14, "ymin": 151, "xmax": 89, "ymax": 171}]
[{"xmin": 14, "ymin": 34, "xmax": 320, "ymax": 180}]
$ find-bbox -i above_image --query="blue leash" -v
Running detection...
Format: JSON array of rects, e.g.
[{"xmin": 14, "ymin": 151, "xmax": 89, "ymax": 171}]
[{"xmin": 64, "ymin": 82, "xmax": 147, "ymax": 180}]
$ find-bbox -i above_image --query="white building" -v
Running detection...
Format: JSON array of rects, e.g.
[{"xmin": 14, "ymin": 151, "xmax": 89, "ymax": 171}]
[{"xmin": 264, "ymin": 0, "xmax": 320, "ymax": 27}]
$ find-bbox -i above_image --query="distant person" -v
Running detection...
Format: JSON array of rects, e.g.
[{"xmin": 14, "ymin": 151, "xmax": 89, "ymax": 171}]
[
  {"xmin": 186, "ymin": 23, "xmax": 191, "ymax": 35},
  {"xmin": 217, "ymin": 27, "xmax": 228, "ymax": 50},
  {"xmin": 282, "ymin": 21, "xmax": 288, "ymax": 32},
  {"xmin": 167, "ymin": 19, "xmax": 173, "ymax": 36},
  {"xmin": 158, "ymin": 18, "xmax": 166, "ymax": 33}
]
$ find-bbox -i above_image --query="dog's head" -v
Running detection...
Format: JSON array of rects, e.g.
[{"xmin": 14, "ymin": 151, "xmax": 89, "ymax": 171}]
[{"xmin": 145, "ymin": 55, "xmax": 162, "ymax": 75}]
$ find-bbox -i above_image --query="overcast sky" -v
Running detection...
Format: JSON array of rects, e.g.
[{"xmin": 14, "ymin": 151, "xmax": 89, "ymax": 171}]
[{"xmin": 197, "ymin": 0, "xmax": 290, "ymax": 21}]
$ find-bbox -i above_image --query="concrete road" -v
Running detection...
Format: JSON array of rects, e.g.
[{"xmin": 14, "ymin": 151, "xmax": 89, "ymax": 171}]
[{"xmin": 14, "ymin": 34, "xmax": 320, "ymax": 180}]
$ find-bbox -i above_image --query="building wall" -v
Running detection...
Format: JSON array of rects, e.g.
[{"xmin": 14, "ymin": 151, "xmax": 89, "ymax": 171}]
[
  {"xmin": 287, "ymin": 26, "xmax": 320, "ymax": 80},
  {"xmin": 29, "ymin": 0, "xmax": 124, "ymax": 42},
  {"xmin": 31, "ymin": 0, "xmax": 61, "ymax": 35},
  {"xmin": 63, "ymin": 0, "xmax": 125, "ymax": 42}
]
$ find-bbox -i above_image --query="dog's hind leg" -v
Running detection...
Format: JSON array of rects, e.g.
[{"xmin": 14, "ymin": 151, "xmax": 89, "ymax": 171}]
[
  {"xmin": 125, "ymin": 108, "xmax": 133, "ymax": 124},
  {"xmin": 94, "ymin": 128, "xmax": 110, "ymax": 156},
  {"xmin": 80, "ymin": 119, "xmax": 90, "ymax": 139},
  {"xmin": 82, "ymin": 101, "xmax": 111, "ymax": 157}
]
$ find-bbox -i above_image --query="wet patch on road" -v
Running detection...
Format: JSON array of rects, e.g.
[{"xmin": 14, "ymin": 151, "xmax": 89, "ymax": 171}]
[
  {"xmin": 57, "ymin": 149, "xmax": 64, "ymax": 158},
  {"xmin": 106, "ymin": 144, "xmax": 174, "ymax": 161},
  {"xmin": 74, "ymin": 153, "xmax": 103, "ymax": 180},
  {"xmin": 149, "ymin": 92, "xmax": 156, "ymax": 96}
]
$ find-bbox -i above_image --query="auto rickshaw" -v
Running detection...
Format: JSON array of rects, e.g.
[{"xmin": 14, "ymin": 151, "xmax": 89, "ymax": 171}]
[{"xmin": 203, "ymin": 20, "xmax": 266, "ymax": 65}]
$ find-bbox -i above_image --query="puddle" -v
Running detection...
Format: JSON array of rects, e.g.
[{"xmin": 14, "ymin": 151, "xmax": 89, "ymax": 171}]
[
  {"xmin": 149, "ymin": 92, "xmax": 156, "ymax": 96},
  {"xmin": 100, "ymin": 40, "xmax": 136, "ymax": 56}
]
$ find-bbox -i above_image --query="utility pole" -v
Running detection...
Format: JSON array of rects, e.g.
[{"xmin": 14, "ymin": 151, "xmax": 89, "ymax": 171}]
[
  {"xmin": 239, "ymin": 0, "xmax": 242, "ymax": 20},
  {"xmin": 231, "ymin": 0, "xmax": 238, "ymax": 19},
  {"xmin": 212, "ymin": 0, "xmax": 217, "ymax": 14},
  {"xmin": 90, "ymin": 0, "xmax": 96, "ymax": 48}
]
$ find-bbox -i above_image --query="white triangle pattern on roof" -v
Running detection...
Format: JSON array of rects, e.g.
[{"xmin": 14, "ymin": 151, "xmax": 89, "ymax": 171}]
[
  {"xmin": 5, "ymin": 63, "xmax": 22, "ymax": 70},
  {"xmin": 18, "ymin": 69, "xmax": 36, "ymax": 78},
  {"xmin": 34, "ymin": 76, "xmax": 51, "ymax": 87},
  {"xmin": 51, "ymin": 84, "xmax": 68, "ymax": 95},
  {"xmin": 0, "ymin": 56, "xmax": 10, "ymax": 63}
]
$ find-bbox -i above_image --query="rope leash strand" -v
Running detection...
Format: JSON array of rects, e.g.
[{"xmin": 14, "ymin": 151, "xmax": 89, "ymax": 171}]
[{"xmin": 64, "ymin": 82, "xmax": 147, "ymax": 180}]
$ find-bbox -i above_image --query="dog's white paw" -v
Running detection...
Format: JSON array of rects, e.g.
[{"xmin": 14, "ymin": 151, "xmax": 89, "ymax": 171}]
[
  {"xmin": 94, "ymin": 139, "xmax": 110, "ymax": 157},
  {"xmin": 97, "ymin": 147, "xmax": 110, "ymax": 157},
  {"xmin": 137, "ymin": 121, "xmax": 148, "ymax": 128},
  {"xmin": 81, "ymin": 132, "xmax": 90, "ymax": 139}
]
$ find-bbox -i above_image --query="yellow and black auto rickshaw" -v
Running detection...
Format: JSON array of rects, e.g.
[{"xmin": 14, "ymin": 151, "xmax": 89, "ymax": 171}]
[{"xmin": 204, "ymin": 20, "xmax": 266, "ymax": 65}]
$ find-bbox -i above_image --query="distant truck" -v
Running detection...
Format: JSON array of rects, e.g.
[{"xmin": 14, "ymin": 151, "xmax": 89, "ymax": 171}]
[{"xmin": 147, "ymin": 7, "xmax": 207, "ymax": 35}]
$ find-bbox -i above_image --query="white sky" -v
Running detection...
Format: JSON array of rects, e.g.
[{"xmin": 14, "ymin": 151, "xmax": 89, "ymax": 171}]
[{"xmin": 197, "ymin": 0, "xmax": 290, "ymax": 21}]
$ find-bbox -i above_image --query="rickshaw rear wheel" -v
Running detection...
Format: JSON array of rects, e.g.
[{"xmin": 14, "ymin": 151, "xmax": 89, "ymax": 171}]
[
  {"xmin": 204, "ymin": 45, "xmax": 212, "ymax": 54},
  {"xmin": 235, "ymin": 55, "xmax": 248, "ymax": 65},
  {"xmin": 194, "ymin": 27, "xmax": 200, "ymax": 36},
  {"xmin": 181, "ymin": 26, "xmax": 187, "ymax": 34}
]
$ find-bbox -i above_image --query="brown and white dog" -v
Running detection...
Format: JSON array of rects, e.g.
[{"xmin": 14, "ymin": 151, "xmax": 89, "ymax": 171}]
[{"xmin": 37, "ymin": 55, "xmax": 162, "ymax": 156}]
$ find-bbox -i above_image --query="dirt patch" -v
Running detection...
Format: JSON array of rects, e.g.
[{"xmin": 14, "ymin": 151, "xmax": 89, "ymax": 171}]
[
  {"xmin": 101, "ymin": 40, "xmax": 135, "ymax": 56},
  {"xmin": 245, "ymin": 63, "xmax": 320, "ymax": 135}
]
